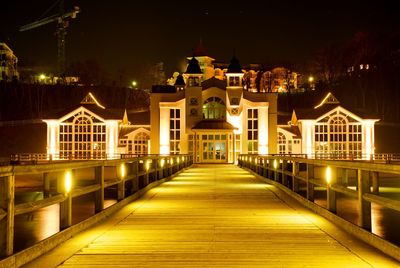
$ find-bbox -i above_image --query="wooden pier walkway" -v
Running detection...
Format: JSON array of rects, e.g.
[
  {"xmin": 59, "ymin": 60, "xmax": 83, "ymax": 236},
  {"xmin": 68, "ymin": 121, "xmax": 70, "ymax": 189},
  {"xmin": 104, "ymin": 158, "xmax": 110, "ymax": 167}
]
[{"xmin": 24, "ymin": 164, "xmax": 398, "ymax": 267}]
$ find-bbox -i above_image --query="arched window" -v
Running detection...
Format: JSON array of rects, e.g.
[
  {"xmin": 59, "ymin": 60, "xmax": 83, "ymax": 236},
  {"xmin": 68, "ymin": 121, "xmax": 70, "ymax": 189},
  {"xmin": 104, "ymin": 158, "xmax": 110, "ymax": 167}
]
[
  {"xmin": 73, "ymin": 115, "xmax": 92, "ymax": 159},
  {"xmin": 203, "ymin": 97, "xmax": 226, "ymax": 119},
  {"xmin": 314, "ymin": 112, "xmax": 362, "ymax": 159},
  {"xmin": 59, "ymin": 111, "xmax": 106, "ymax": 160},
  {"xmin": 329, "ymin": 115, "xmax": 347, "ymax": 157},
  {"xmin": 131, "ymin": 132, "xmax": 149, "ymax": 155}
]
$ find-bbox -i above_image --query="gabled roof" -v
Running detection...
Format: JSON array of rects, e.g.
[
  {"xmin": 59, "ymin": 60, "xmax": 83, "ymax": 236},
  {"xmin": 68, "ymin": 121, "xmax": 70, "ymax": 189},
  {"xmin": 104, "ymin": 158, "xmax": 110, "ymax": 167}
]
[
  {"xmin": 192, "ymin": 120, "xmax": 236, "ymax": 130},
  {"xmin": 294, "ymin": 92, "xmax": 379, "ymax": 120},
  {"xmin": 202, "ymin": 77, "xmax": 226, "ymax": 90},
  {"xmin": 80, "ymin": 92, "xmax": 105, "ymax": 109},
  {"xmin": 44, "ymin": 104, "xmax": 123, "ymax": 121}
]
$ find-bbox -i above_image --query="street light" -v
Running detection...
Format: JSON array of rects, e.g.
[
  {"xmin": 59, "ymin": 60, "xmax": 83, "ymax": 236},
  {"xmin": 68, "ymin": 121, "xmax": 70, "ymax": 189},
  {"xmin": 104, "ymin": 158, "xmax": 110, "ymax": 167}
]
[
  {"xmin": 308, "ymin": 76, "xmax": 315, "ymax": 90},
  {"xmin": 131, "ymin": 80, "xmax": 137, "ymax": 88}
]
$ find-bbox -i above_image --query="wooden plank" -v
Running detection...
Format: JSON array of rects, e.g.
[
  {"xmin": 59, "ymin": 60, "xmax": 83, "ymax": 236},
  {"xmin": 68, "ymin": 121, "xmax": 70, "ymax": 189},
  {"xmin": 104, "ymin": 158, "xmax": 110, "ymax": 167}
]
[
  {"xmin": 47, "ymin": 165, "xmax": 383, "ymax": 268},
  {"xmin": 72, "ymin": 184, "xmax": 101, "ymax": 198},
  {"xmin": 364, "ymin": 193, "xmax": 400, "ymax": 212},
  {"xmin": 14, "ymin": 194, "xmax": 66, "ymax": 216}
]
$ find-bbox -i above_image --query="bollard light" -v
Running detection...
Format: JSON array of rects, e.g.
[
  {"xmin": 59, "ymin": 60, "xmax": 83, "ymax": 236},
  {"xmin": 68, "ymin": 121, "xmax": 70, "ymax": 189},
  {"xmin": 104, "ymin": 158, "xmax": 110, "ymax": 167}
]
[
  {"xmin": 65, "ymin": 170, "xmax": 72, "ymax": 194},
  {"xmin": 120, "ymin": 163, "xmax": 126, "ymax": 179},
  {"xmin": 177, "ymin": 157, "xmax": 180, "ymax": 164},
  {"xmin": 170, "ymin": 158, "xmax": 174, "ymax": 165},
  {"xmin": 326, "ymin": 166, "xmax": 332, "ymax": 185},
  {"xmin": 146, "ymin": 160, "xmax": 151, "ymax": 171},
  {"xmin": 273, "ymin": 159, "xmax": 278, "ymax": 169}
]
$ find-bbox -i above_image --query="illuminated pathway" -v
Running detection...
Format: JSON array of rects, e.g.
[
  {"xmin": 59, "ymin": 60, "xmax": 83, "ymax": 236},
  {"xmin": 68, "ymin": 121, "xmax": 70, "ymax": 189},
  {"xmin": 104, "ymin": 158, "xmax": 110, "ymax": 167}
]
[{"xmin": 25, "ymin": 164, "xmax": 397, "ymax": 267}]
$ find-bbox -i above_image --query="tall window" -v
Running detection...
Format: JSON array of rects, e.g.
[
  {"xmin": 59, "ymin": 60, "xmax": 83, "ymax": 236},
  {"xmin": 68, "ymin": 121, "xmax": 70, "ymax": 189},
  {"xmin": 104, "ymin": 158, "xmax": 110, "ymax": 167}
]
[
  {"xmin": 314, "ymin": 112, "xmax": 362, "ymax": 159},
  {"xmin": 278, "ymin": 132, "xmax": 286, "ymax": 154},
  {"xmin": 203, "ymin": 97, "xmax": 225, "ymax": 119},
  {"xmin": 228, "ymin": 76, "xmax": 240, "ymax": 86},
  {"xmin": 132, "ymin": 132, "xmax": 149, "ymax": 155},
  {"xmin": 247, "ymin": 109, "xmax": 258, "ymax": 154},
  {"xmin": 59, "ymin": 111, "xmax": 106, "ymax": 160},
  {"xmin": 188, "ymin": 77, "xmax": 200, "ymax": 86},
  {"xmin": 170, "ymin": 109, "xmax": 181, "ymax": 154}
]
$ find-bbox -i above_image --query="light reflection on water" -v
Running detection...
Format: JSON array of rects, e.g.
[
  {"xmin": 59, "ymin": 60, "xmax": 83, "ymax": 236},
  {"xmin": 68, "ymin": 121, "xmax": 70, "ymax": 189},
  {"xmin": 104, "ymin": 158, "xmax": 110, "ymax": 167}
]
[
  {"xmin": 13, "ymin": 187, "xmax": 400, "ymax": 253},
  {"xmin": 14, "ymin": 191, "xmax": 117, "ymax": 253},
  {"xmin": 312, "ymin": 189, "xmax": 400, "ymax": 246}
]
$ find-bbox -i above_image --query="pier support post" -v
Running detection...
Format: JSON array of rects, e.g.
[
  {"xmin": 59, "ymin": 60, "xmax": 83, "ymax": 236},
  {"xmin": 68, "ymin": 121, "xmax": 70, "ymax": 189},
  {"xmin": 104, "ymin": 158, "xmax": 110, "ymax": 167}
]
[
  {"xmin": 372, "ymin": 171, "xmax": 379, "ymax": 195},
  {"xmin": 94, "ymin": 165, "xmax": 104, "ymax": 213},
  {"xmin": 43, "ymin": 172, "xmax": 51, "ymax": 197},
  {"xmin": 306, "ymin": 164, "xmax": 314, "ymax": 201},
  {"xmin": 0, "ymin": 175, "xmax": 15, "ymax": 257},
  {"xmin": 292, "ymin": 162, "xmax": 299, "ymax": 192},
  {"xmin": 358, "ymin": 169, "xmax": 371, "ymax": 230}
]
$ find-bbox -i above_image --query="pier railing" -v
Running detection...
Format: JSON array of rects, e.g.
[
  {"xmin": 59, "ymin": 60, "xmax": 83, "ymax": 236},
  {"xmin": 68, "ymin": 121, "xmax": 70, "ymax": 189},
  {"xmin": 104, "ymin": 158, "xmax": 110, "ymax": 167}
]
[
  {"xmin": 0, "ymin": 154, "xmax": 192, "ymax": 262},
  {"xmin": 238, "ymin": 154, "xmax": 400, "ymax": 259}
]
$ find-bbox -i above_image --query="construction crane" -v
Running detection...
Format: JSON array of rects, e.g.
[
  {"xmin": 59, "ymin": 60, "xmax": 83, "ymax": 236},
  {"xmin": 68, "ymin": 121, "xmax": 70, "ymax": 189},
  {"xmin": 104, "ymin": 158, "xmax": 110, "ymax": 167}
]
[{"xmin": 19, "ymin": 0, "xmax": 80, "ymax": 77}]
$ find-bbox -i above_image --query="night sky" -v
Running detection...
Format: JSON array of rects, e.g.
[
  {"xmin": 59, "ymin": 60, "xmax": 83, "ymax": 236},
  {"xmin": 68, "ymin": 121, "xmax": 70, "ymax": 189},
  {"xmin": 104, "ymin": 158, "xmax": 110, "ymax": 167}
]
[{"xmin": 1, "ymin": 0, "xmax": 399, "ymax": 77}]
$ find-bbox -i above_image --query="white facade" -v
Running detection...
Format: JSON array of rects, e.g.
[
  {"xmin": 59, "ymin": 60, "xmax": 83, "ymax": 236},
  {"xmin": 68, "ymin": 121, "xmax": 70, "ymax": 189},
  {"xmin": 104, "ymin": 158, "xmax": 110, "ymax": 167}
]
[
  {"xmin": 43, "ymin": 93, "xmax": 150, "ymax": 159},
  {"xmin": 277, "ymin": 93, "xmax": 379, "ymax": 159}
]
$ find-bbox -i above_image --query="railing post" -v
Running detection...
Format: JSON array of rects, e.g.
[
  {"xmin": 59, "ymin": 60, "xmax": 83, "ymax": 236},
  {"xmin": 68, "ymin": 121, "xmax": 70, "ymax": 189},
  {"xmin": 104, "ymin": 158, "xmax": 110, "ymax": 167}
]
[
  {"xmin": 306, "ymin": 164, "xmax": 314, "ymax": 201},
  {"xmin": 282, "ymin": 160, "xmax": 287, "ymax": 186},
  {"xmin": 372, "ymin": 171, "xmax": 379, "ymax": 195},
  {"xmin": 274, "ymin": 159, "xmax": 278, "ymax": 182},
  {"xmin": 59, "ymin": 171, "xmax": 72, "ymax": 230},
  {"xmin": 0, "ymin": 174, "xmax": 15, "ymax": 257},
  {"xmin": 341, "ymin": 168, "xmax": 349, "ymax": 187},
  {"xmin": 94, "ymin": 165, "xmax": 104, "ymax": 213},
  {"xmin": 131, "ymin": 160, "xmax": 139, "ymax": 192},
  {"xmin": 262, "ymin": 158, "xmax": 267, "ymax": 177},
  {"xmin": 292, "ymin": 161, "xmax": 299, "ymax": 192},
  {"xmin": 43, "ymin": 172, "xmax": 51, "ymax": 197},
  {"xmin": 327, "ymin": 167, "xmax": 337, "ymax": 213},
  {"xmin": 358, "ymin": 169, "xmax": 371, "ymax": 230}
]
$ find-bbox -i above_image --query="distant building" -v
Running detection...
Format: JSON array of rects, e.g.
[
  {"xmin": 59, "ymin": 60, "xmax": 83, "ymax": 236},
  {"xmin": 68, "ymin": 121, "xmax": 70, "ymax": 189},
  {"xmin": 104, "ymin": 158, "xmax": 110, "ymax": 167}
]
[
  {"xmin": 278, "ymin": 92, "xmax": 378, "ymax": 159},
  {"xmin": 0, "ymin": 43, "xmax": 19, "ymax": 81},
  {"xmin": 150, "ymin": 55, "xmax": 278, "ymax": 163}
]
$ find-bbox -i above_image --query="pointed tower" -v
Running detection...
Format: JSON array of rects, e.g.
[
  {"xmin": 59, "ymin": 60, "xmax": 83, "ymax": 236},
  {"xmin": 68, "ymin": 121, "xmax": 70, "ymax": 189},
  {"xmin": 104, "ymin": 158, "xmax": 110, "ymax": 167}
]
[
  {"xmin": 188, "ymin": 41, "xmax": 215, "ymax": 80},
  {"xmin": 174, "ymin": 74, "xmax": 185, "ymax": 91},
  {"xmin": 226, "ymin": 56, "xmax": 244, "ymax": 88},
  {"xmin": 184, "ymin": 56, "xmax": 203, "ymax": 87}
]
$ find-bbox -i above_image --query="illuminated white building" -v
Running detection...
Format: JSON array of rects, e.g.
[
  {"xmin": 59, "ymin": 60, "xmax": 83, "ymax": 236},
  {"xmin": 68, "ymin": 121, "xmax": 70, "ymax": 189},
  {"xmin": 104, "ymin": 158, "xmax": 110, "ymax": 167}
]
[
  {"xmin": 43, "ymin": 92, "xmax": 150, "ymax": 159},
  {"xmin": 0, "ymin": 43, "xmax": 19, "ymax": 81},
  {"xmin": 150, "ymin": 56, "xmax": 278, "ymax": 163},
  {"xmin": 277, "ymin": 92, "xmax": 379, "ymax": 159}
]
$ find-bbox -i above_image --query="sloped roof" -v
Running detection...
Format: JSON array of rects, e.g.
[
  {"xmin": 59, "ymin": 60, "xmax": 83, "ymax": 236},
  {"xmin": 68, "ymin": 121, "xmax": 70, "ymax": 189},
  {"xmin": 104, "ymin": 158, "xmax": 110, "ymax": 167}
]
[
  {"xmin": 192, "ymin": 120, "xmax": 236, "ymax": 130},
  {"xmin": 127, "ymin": 110, "xmax": 150, "ymax": 125},
  {"xmin": 279, "ymin": 125, "xmax": 301, "ymax": 139},
  {"xmin": 175, "ymin": 74, "xmax": 185, "ymax": 86},
  {"xmin": 44, "ymin": 104, "xmax": 124, "ymax": 120},
  {"xmin": 202, "ymin": 77, "xmax": 226, "ymax": 90},
  {"xmin": 185, "ymin": 57, "xmax": 202, "ymax": 74}
]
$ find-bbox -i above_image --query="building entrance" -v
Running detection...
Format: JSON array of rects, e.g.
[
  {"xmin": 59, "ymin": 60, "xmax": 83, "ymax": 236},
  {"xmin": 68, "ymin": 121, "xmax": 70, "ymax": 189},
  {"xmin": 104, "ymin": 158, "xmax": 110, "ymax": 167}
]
[{"xmin": 198, "ymin": 133, "xmax": 229, "ymax": 163}]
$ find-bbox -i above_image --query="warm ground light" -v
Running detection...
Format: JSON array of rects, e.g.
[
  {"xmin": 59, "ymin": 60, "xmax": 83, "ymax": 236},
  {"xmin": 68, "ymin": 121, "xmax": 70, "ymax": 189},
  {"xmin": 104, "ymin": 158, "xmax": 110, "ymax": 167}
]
[{"xmin": 24, "ymin": 165, "xmax": 397, "ymax": 267}]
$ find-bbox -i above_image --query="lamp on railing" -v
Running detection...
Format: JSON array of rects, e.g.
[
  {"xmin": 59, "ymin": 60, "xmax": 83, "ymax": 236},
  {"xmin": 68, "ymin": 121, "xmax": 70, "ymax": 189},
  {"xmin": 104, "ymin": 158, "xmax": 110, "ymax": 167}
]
[
  {"xmin": 325, "ymin": 166, "xmax": 332, "ymax": 185},
  {"xmin": 160, "ymin": 158, "xmax": 165, "ymax": 168},
  {"xmin": 64, "ymin": 170, "xmax": 72, "ymax": 194},
  {"xmin": 120, "ymin": 164, "xmax": 126, "ymax": 179},
  {"xmin": 273, "ymin": 159, "xmax": 278, "ymax": 169}
]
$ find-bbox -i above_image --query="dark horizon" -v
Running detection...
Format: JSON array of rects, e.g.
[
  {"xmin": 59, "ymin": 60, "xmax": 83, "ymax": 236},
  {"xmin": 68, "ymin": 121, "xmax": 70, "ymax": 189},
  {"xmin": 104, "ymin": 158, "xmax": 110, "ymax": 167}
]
[{"xmin": 1, "ymin": 0, "xmax": 399, "ymax": 78}]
